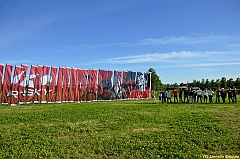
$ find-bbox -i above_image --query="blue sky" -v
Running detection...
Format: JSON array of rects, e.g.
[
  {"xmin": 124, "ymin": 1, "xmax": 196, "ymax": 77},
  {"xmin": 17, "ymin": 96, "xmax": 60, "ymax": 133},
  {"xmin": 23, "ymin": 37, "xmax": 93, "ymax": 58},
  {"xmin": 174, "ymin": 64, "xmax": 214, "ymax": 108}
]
[{"xmin": 0, "ymin": 0, "xmax": 240, "ymax": 84}]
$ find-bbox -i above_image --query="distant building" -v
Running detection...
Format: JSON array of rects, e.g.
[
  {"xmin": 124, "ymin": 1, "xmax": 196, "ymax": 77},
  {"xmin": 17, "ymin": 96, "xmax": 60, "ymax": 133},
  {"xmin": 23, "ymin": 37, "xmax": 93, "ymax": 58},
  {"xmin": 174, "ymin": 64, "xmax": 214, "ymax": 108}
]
[
  {"xmin": 178, "ymin": 86, "xmax": 188, "ymax": 89},
  {"xmin": 177, "ymin": 86, "xmax": 199, "ymax": 90}
]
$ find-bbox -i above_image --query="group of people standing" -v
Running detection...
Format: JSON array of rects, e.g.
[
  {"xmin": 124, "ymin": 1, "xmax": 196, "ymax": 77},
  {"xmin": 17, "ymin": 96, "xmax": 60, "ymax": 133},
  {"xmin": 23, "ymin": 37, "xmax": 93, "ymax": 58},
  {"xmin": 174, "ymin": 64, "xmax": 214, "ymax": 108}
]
[{"xmin": 152, "ymin": 87, "xmax": 238, "ymax": 104}]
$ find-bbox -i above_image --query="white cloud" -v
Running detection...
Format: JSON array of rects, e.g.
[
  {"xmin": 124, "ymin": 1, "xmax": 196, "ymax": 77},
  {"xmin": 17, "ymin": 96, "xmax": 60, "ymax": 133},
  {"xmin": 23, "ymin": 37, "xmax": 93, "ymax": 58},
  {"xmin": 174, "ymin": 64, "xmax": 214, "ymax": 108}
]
[
  {"xmin": 181, "ymin": 62, "xmax": 240, "ymax": 67},
  {"xmin": 71, "ymin": 35, "xmax": 240, "ymax": 52},
  {"xmin": 136, "ymin": 35, "xmax": 231, "ymax": 46},
  {"xmin": 227, "ymin": 43, "xmax": 240, "ymax": 47},
  {"xmin": 79, "ymin": 51, "xmax": 240, "ymax": 75},
  {"xmin": 89, "ymin": 51, "xmax": 225, "ymax": 64}
]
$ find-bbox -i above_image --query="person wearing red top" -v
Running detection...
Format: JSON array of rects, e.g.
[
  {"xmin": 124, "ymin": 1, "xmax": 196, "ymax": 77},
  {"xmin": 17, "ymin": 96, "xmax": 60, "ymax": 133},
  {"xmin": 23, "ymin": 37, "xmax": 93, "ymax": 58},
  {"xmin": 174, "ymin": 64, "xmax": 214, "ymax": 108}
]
[{"xmin": 173, "ymin": 89, "xmax": 178, "ymax": 103}]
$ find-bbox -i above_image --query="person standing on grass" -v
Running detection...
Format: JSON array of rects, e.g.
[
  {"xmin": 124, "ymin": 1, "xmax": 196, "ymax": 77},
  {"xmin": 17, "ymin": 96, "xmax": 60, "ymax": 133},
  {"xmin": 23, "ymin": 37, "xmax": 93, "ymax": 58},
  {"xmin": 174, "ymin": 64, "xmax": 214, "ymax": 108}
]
[
  {"xmin": 216, "ymin": 88, "xmax": 221, "ymax": 103},
  {"xmin": 158, "ymin": 90, "xmax": 162, "ymax": 102},
  {"xmin": 184, "ymin": 88, "xmax": 189, "ymax": 103},
  {"xmin": 173, "ymin": 89, "xmax": 178, "ymax": 103},
  {"xmin": 193, "ymin": 90, "xmax": 197, "ymax": 103},
  {"xmin": 179, "ymin": 88, "xmax": 183, "ymax": 102},
  {"xmin": 165, "ymin": 90, "xmax": 168, "ymax": 102},
  {"xmin": 232, "ymin": 88, "xmax": 237, "ymax": 103},
  {"xmin": 161, "ymin": 90, "xmax": 166, "ymax": 103},
  {"xmin": 166, "ymin": 89, "xmax": 172, "ymax": 103},
  {"xmin": 196, "ymin": 88, "xmax": 203, "ymax": 103},
  {"xmin": 152, "ymin": 90, "xmax": 156, "ymax": 103},
  {"xmin": 188, "ymin": 88, "xmax": 194, "ymax": 103},
  {"xmin": 203, "ymin": 88, "xmax": 208, "ymax": 103},
  {"xmin": 208, "ymin": 88, "xmax": 214, "ymax": 103},
  {"xmin": 227, "ymin": 88, "xmax": 233, "ymax": 103},
  {"xmin": 221, "ymin": 88, "xmax": 227, "ymax": 103}
]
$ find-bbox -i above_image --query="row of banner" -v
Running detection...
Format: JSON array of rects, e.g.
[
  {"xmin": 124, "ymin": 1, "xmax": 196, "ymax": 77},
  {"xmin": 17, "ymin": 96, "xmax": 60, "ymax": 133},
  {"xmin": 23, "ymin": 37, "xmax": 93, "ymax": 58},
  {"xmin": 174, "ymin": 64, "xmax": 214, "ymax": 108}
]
[{"xmin": 0, "ymin": 64, "xmax": 151, "ymax": 106}]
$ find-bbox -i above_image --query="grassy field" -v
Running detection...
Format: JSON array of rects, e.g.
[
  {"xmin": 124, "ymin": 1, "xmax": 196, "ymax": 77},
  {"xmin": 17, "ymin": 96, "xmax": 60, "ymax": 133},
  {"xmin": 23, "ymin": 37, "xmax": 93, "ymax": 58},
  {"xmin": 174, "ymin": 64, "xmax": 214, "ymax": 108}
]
[{"xmin": 0, "ymin": 98, "xmax": 240, "ymax": 158}]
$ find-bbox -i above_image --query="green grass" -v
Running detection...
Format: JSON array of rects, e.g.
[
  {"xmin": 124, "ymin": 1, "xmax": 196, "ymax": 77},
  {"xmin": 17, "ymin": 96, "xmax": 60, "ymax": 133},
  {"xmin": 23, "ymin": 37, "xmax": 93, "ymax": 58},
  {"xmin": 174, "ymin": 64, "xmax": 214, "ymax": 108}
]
[{"xmin": 0, "ymin": 98, "xmax": 240, "ymax": 158}]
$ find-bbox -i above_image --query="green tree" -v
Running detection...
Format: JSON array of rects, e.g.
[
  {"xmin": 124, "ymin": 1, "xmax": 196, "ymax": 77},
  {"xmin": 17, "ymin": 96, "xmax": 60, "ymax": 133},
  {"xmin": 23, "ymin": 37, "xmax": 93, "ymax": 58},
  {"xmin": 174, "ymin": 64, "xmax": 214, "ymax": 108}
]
[
  {"xmin": 226, "ymin": 78, "xmax": 234, "ymax": 88},
  {"xmin": 192, "ymin": 79, "xmax": 197, "ymax": 87},
  {"xmin": 220, "ymin": 77, "xmax": 227, "ymax": 89},
  {"xmin": 210, "ymin": 79, "xmax": 215, "ymax": 88},
  {"xmin": 194, "ymin": 80, "xmax": 201, "ymax": 88},
  {"xmin": 205, "ymin": 79, "xmax": 210, "ymax": 88},
  {"xmin": 173, "ymin": 83, "xmax": 178, "ymax": 88},
  {"xmin": 234, "ymin": 77, "xmax": 240, "ymax": 88},
  {"xmin": 201, "ymin": 78, "xmax": 205, "ymax": 89},
  {"xmin": 216, "ymin": 79, "xmax": 220, "ymax": 88},
  {"xmin": 180, "ymin": 83, "xmax": 185, "ymax": 86},
  {"xmin": 148, "ymin": 68, "xmax": 162, "ymax": 90}
]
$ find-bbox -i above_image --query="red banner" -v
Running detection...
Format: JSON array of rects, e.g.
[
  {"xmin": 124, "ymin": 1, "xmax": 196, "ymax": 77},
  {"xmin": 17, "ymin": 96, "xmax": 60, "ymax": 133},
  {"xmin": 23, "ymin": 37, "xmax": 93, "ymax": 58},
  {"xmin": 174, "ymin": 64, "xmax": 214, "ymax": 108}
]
[
  {"xmin": 97, "ymin": 70, "xmax": 112, "ymax": 101},
  {"xmin": 32, "ymin": 65, "xmax": 42, "ymax": 103},
  {"xmin": 142, "ymin": 72, "xmax": 151, "ymax": 98},
  {"xmin": 73, "ymin": 68, "xmax": 79, "ymax": 102},
  {"xmin": 75, "ymin": 69, "xmax": 82, "ymax": 102},
  {"xmin": 97, "ymin": 70, "xmax": 103, "ymax": 101},
  {"xmin": 26, "ymin": 65, "xmax": 37, "ymax": 104},
  {"xmin": 0, "ymin": 64, "xmax": 4, "ymax": 98},
  {"xmin": 97, "ymin": 70, "xmax": 106, "ymax": 101},
  {"xmin": 56, "ymin": 67, "xmax": 63, "ymax": 103},
  {"xmin": 62, "ymin": 67, "xmax": 70, "ymax": 102},
  {"xmin": 0, "ymin": 62, "xmax": 151, "ymax": 105},
  {"xmin": 69, "ymin": 68, "xmax": 77, "ymax": 102},
  {"xmin": 11, "ymin": 66, "xmax": 23, "ymax": 106},
  {"xmin": 48, "ymin": 67, "xmax": 58, "ymax": 103},
  {"xmin": 122, "ymin": 71, "xmax": 130, "ymax": 99},
  {"xmin": 2, "ymin": 64, "xmax": 13, "ymax": 105},
  {"xmin": 41, "ymin": 65, "xmax": 50, "ymax": 103},
  {"xmin": 107, "ymin": 70, "xmax": 113, "ymax": 100},
  {"xmin": 88, "ymin": 69, "xmax": 98, "ymax": 101},
  {"xmin": 79, "ymin": 69, "xmax": 88, "ymax": 101},
  {"xmin": 18, "ymin": 64, "xmax": 28, "ymax": 104},
  {"xmin": 128, "ymin": 71, "xmax": 136, "ymax": 99}
]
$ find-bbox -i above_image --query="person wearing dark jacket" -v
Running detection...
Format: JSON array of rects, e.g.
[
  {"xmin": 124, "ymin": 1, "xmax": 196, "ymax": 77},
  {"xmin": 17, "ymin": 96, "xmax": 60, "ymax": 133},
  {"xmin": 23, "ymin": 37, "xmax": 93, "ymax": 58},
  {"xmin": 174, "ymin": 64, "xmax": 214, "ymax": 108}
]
[
  {"xmin": 227, "ymin": 88, "xmax": 233, "ymax": 103},
  {"xmin": 184, "ymin": 88, "xmax": 189, "ymax": 103},
  {"xmin": 188, "ymin": 88, "xmax": 194, "ymax": 103},
  {"xmin": 221, "ymin": 89, "xmax": 227, "ymax": 103},
  {"xmin": 179, "ymin": 88, "xmax": 183, "ymax": 102}
]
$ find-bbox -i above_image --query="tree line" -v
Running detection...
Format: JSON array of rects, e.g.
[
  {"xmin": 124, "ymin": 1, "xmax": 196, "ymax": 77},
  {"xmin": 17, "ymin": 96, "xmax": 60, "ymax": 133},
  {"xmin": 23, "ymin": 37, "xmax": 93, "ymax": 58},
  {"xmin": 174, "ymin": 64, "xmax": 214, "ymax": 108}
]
[
  {"xmin": 180, "ymin": 77, "xmax": 240, "ymax": 89},
  {"xmin": 148, "ymin": 68, "xmax": 240, "ymax": 90}
]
